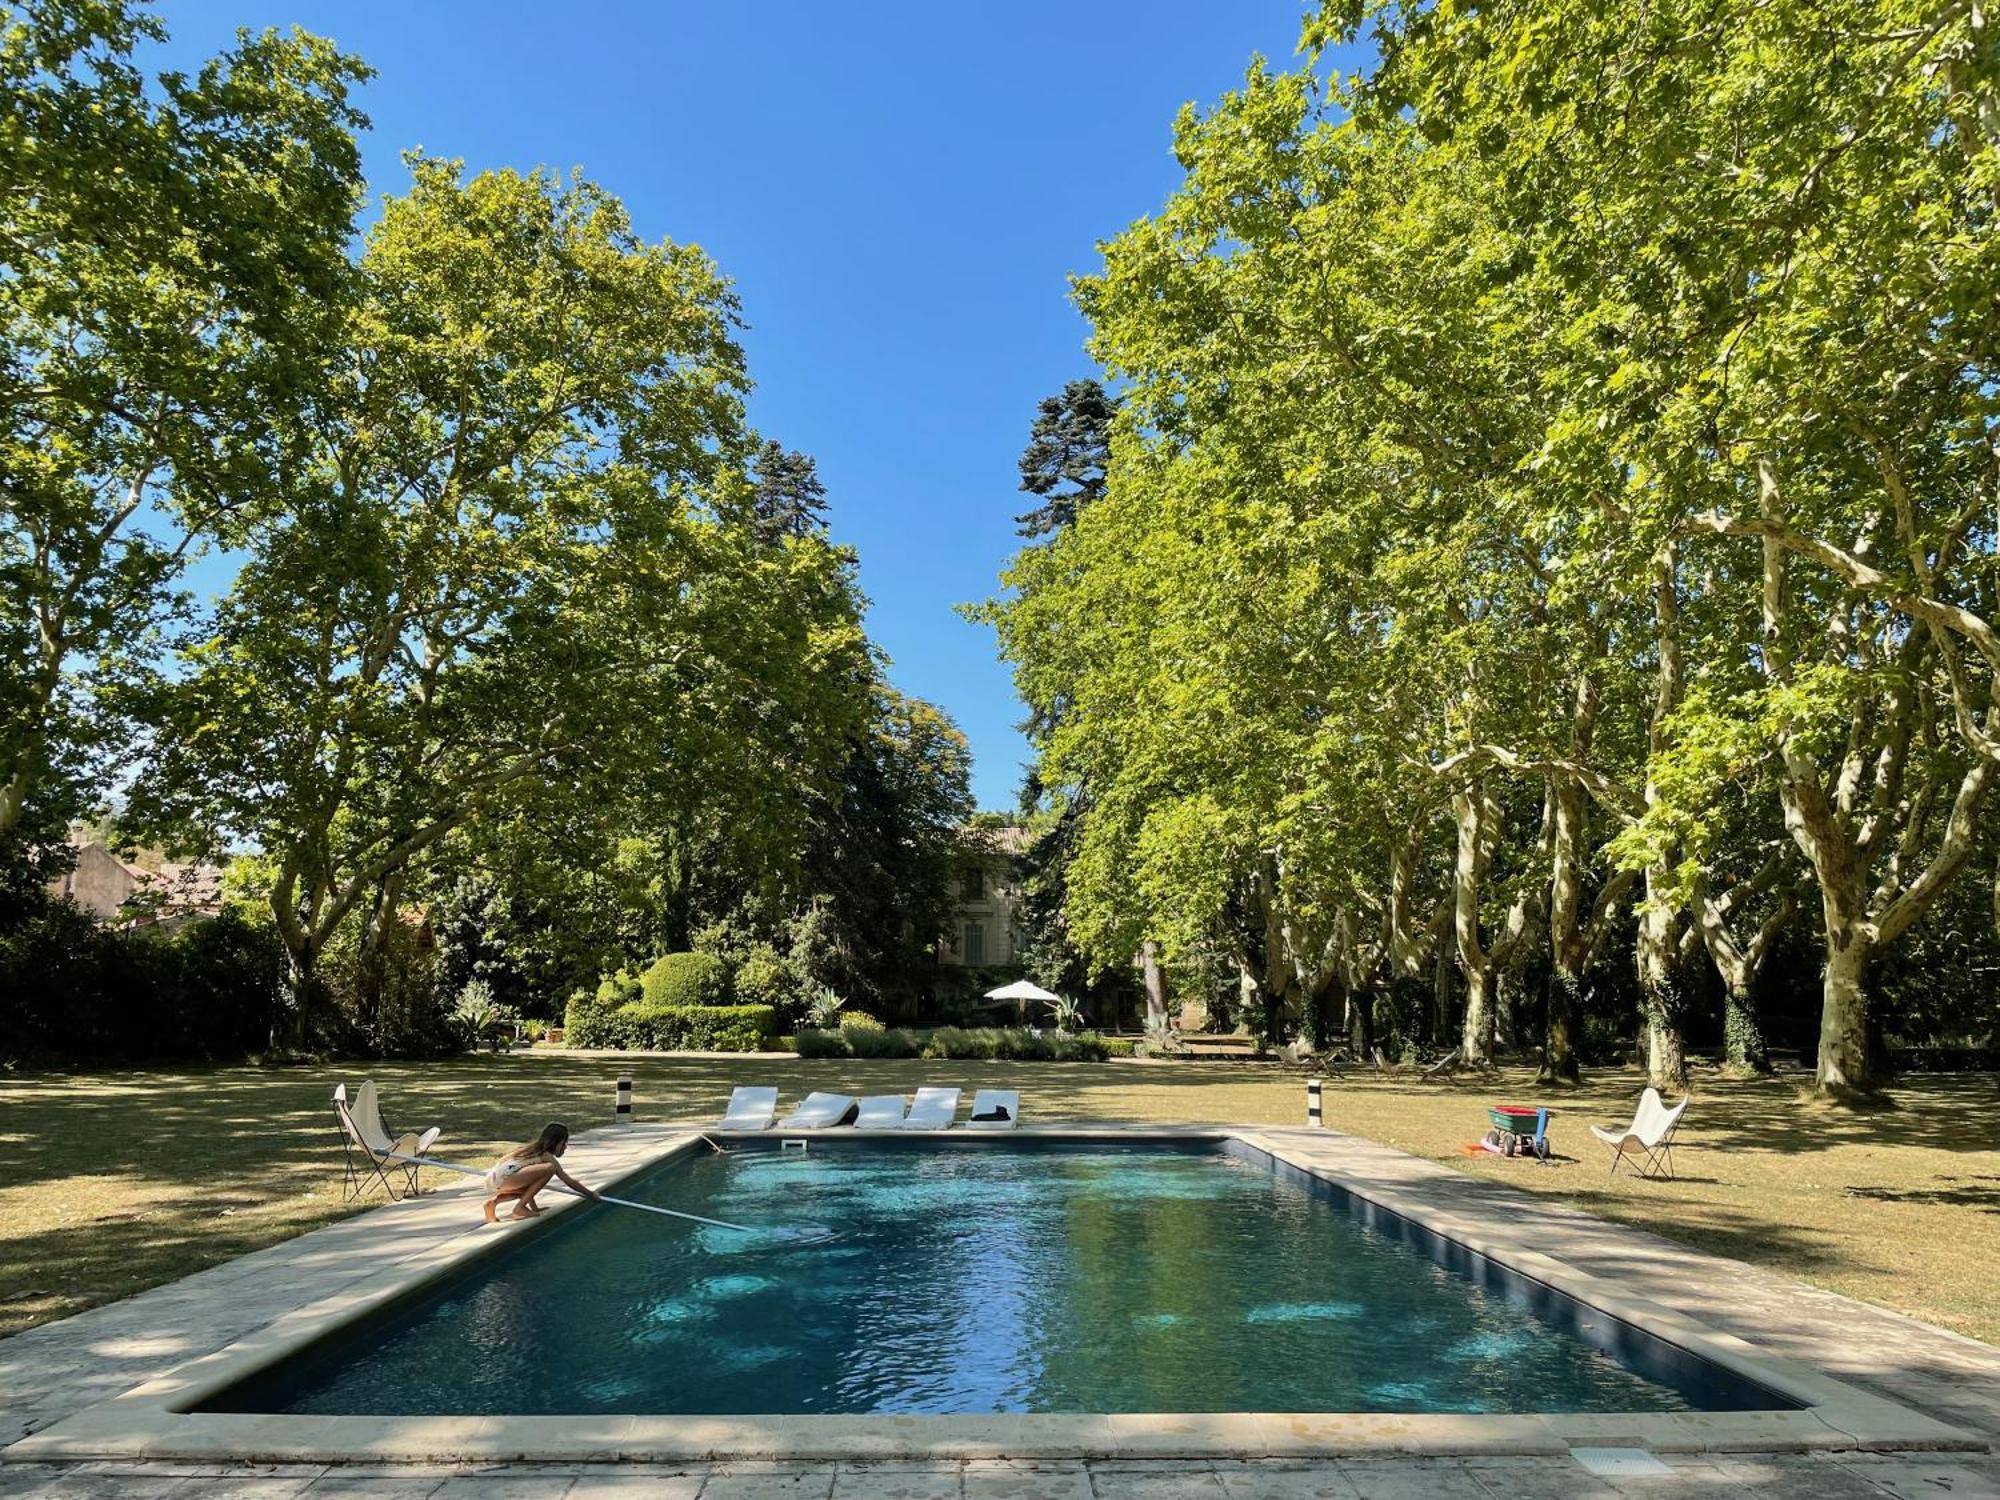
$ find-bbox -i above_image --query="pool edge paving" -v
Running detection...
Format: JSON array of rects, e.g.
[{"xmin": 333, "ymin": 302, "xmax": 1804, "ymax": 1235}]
[{"xmin": 3, "ymin": 1121, "xmax": 1990, "ymax": 1467}]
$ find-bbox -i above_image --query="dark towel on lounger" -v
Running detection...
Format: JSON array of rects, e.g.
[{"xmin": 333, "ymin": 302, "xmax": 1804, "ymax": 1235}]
[{"xmin": 972, "ymin": 1104, "xmax": 1011, "ymax": 1121}]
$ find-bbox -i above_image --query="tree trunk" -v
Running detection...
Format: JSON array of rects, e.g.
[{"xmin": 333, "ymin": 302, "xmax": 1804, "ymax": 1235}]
[
  {"xmin": 1494, "ymin": 967, "xmax": 1518, "ymax": 1052},
  {"xmin": 1461, "ymin": 963, "xmax": 1495, "ymax": 1064},
  {"xmin": 1643, "ymin": 976, "xmax": 1688, "ymax": 1092},
  {"xmin": 1722, "ymin": 981, "xmax": 1771, "ymax": 1074},
  {"xmin": 1431, "ymin": 935, "xmax": 1453, "ymax": 1050},
  {"xmin": 1541, "ymin": 969, "xmax": 1583, "ymax": 1085},
  {"xmin": 1346, "ymin": 980, "xmax": 1375, "ymax": 1056},
  {"xmin": 1636, "ymin": 880, "xmax": 1689, "ymax": 1091},
  {"xmin": 1816, "ymin": 916, "xmax": 1875, "ymax": 1097},
  {"xmin": 1451, "ymin": 784, "xmax": 1504, "ymax": 1067},
  {"xmin": 1140, "ymin": 940, "xmax": 1168, "ymax": 1030},
  {"xmin": 353, "ymin": 870, "xmax": 405, "ymax": 1054},
  {"xmin": 278, "ymin": 938, "xmax": 327, "ymax": 1053}
]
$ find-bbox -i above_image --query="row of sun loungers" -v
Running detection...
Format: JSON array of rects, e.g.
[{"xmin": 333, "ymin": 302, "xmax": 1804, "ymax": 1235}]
[{"xmin": 718, "ymin": 1086, "xmax": 1018, "ymax": 1132}]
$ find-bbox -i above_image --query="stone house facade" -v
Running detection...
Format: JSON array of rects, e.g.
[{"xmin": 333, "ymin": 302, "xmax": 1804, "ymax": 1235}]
[
  {"xmin": 938, "ymin": 823, "xmax": 1030, "ymax": 968},
  {"xmin": 48, "ymin": 840, "xmax": 225, "ymax": 930}
]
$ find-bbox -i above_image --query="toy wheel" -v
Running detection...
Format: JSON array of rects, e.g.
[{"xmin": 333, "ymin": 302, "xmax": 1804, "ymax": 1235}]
[{"xmin": 1533, "ymin": 1135, "xmax": 1550, "ymax": 1161}]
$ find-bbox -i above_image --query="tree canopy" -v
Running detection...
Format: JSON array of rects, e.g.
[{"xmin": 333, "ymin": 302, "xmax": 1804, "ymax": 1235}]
[{"xmin": 988, "ymin": 0, "xmax": 2000, "ymax": 1097}]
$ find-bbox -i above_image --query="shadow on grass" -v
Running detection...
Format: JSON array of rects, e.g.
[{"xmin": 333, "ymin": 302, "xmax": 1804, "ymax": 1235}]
[{"xmin": 1845, "ymin": 1177, "xmax": 2000, "ymax": 1214}]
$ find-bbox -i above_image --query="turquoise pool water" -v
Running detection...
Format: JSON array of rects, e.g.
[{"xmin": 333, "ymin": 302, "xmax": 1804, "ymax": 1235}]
[{"xmin": 214, "ymin": 1143, "xmax": 1769, "ymax": 1416}]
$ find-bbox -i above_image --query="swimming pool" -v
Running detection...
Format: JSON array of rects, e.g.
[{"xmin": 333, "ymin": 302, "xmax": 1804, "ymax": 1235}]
[{"xmin": 201, "ymin": 1139, "xmax": 1788, "ymax": 1418}]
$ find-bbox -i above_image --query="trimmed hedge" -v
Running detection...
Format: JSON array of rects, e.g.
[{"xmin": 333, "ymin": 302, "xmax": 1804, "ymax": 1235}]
[
  {"xmin": 640, "ymin": 951, "xmax": 731, "ymax": 1008},
  {"xmin": 794, "ymin": 1025, "xmax": 1111, "ymax": 1062},
  {"xmin": 565, "ymin": 999, "xmax": 776, "ymax": 1051},
  {"xmin": 924, "ymin": 1027, "xmax": 1109, "ymax": 1061}
]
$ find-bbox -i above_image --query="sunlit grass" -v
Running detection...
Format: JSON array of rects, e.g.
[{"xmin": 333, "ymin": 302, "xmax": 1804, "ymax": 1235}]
[{"xmin": 2, "ymin": 1054, "xmax": 1996, "ymax": 1344}]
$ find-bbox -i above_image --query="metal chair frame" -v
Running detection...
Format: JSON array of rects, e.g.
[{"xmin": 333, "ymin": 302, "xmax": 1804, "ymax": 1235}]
[
  {"xmin": 1609, "ymin": 1129, "xmax": 1679, "ymax": 1180},
  {"xmin": 333, "ymin": 1082, "xmax": 433, "ymax": 1203}
]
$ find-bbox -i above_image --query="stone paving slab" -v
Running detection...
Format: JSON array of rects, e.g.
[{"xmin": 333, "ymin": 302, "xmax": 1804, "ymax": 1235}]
[{"xmin": 0, "ymin": 1454, "xmax": 1994, "ymax": 1498}]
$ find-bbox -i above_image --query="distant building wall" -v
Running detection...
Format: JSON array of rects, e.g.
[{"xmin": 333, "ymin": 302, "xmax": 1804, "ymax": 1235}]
[
  {"xmin": 54, "ymin": 843, "xmax": 142, "ymax": 922},
  {"xmin": 938, "ymin": 825, "xmax": 1029, "ymax": 969},
  {"xmin": 47, "ymin": 840, "xmax": 224, "ymax": 929}
]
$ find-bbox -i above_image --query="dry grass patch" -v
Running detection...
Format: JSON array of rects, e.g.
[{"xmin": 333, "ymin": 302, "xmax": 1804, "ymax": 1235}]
[{"xmin": 1, "ymin": 1054, "xmax": 1995, "ymax": 1345}]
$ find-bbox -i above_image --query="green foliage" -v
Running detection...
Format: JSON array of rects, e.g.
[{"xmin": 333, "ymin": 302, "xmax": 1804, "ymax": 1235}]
[
  {"xmin": 841, "ymin": 1011, "xmax": 885, "ymax": 1032},
  {"xmin": 451, "ymin": 980, "xmax": 503, "ymax": 1045},
  {"xmin": 803, "ymin": 984, "xmax": 848, "ymax": 1030},
  {"xmin": 919, "ymin": 1027, "xmax": 1109, "ymax": 1062},
  {"xmin": 793, "ymin": 1028, "xmax": 851, "ymax": 1059},
  {"xmin": 791, "ymin": 686, "xmax": 975, "ymax": 1016},
  {"xmin": 640, "ymin": 951, "xmax": 732, "ymax": 1009},
  {"xmin": 122, "ymin": 154, "xmax": 769, "ymax": 1046},
  {"xmin": 564, "ymin": 1001, "xmax": 775, "ymax": 1052},
  {"xmin": 731, "ymin": 944, "xmax": 794, "ymax": 1009},
  {"xmin": 0, "ymin": 2, "xmax": 368, "ymax": 842},
  {"xmin": 846, "ymin": 1024, "xmax": 921, "ymax": 1059},
  {"xmin": 0, "ymin": 908, "xmax": 286, "ymax": 1064},
  {"xmin": 1015, "ymin": 379, "xmax": 1117, "ymax": 541},
  {"xmin": 978, "ymin": 0, "xmax": 2000, "ymax": 1097}
]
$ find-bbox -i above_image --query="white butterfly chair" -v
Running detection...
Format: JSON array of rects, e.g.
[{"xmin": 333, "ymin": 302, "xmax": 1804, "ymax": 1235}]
[
  {"xmin": 965, "ymin": 1088, "xmax": 1020, "ymax": 1131},
  {"xmin": 898, "ymin": 1086, "xmax": 961, "ymax": 1131},
  {"xmin": 333, "ymin": 1080, "xmax": 441, "ymax": 1202},
  {"xmin": 1590, "ymin": 1087, "xmax": 1688, "ymax": 1179},
  {"xmin": 718, "ymin": 1085, "xmax": 779, "ymax": 1130}
]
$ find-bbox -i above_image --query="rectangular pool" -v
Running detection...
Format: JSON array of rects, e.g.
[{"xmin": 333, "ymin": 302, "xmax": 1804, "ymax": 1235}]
[{"xmin": 201, "ymin": 1139, "xmax": 1793, "ymax": 1417}]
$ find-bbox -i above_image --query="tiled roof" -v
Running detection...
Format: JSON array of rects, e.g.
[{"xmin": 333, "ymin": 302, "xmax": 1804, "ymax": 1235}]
[{"xmin": 956, "ymin": 822, "xmax": 1032, "ymax": 855}]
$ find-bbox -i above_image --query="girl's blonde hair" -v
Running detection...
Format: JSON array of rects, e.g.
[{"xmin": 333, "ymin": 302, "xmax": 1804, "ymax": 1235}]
[{"xmin": 507, "ymin": 1121, "xmax": 570, "ymax": 1161}]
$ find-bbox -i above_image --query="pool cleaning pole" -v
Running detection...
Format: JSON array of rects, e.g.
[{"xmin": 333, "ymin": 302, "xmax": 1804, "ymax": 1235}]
[{"xmin": 374, "ymin": 1149, "xmax": 763, "ymax": 1235}]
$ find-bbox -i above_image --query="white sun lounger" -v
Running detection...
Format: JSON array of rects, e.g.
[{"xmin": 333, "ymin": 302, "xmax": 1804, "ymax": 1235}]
[
  {"xmin": 719, "ymin": 1085, "xmax": 779, "ymax": 1130},
  {"xmin": 333, "ymin": 1080, "xmax": 441, "ymax": 1202},
  {"xmin": 1590, "ymin": 1087, "xmax": 1689, "ymax": 1179},
  {"xmin": 854, "ymin": 1094, "xmax": 908, "ymax": 1128},
  {"xmin": 777, "ymin": 1091, "xmax": 858, "ymax": 1129},
  {"xmin": 965, "ymin": 1088, "xmax": 1020, "ymax": 1130},
  {"xmin": 898, "ymin": 1086, "xmax": 961, "ymax": 1131}
]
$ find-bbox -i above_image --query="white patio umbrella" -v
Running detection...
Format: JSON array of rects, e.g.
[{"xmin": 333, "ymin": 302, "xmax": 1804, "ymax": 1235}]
[
  {"xmin": 983, "ymin": 978, "xmax": 1060, "ymax": 1004},
  {"xmin": 982, "ymin": 977, "xmax": 1062, "ymax": 1023}
]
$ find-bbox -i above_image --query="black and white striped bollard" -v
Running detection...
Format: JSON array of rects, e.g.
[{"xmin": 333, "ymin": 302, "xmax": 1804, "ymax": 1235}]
[
  {"xmin": 615, "ymin": 1074, "xmax": 633, "ymax": 1126},
  {"xmin": 1306, "ymin": 1075, "xmax": 1324, "ymax": 1128}
]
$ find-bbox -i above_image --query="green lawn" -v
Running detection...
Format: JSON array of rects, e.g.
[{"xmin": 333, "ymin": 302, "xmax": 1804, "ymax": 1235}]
[{"xmin": 2, "ymin": 1055, "xmax": 1997, "ymax": 1346}]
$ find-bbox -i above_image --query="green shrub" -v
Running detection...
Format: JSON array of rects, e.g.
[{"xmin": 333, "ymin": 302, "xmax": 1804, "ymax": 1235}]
[
  {"xmin": 562, "ymin": 998, "xmax": 620, "ymax": 1048},
  {"xmin": 732, "ymin": 944, "xmax": 793, "ymax": 1009},
  {"xmin": 1, "ymin": 905, "xmax": 291, "ymax": 1065},
  {"xmin": 804, "ymin": 984, "xmax": 847, "ymax": 1029},
  {"xmin": 844, "ymin": 1022, "xmax": 920, "ymax": 1059},
  {"xmin": 1048, "ymin": 1029, "xmax": 1110, "ymax": 1062},
  {"xmin": 842, "ymin": 1011, "xmax": 885, "ymax": 1032},
  {"xmin": 920, "ymin": 1026, "xmax": 989, "ymax": 1060},
  {"xmin": 641, "ymin": 951, "xmax": 731, "ymax": 1008},
  {"xmin": 1101, "ymin": 1036, "xmax": 1136, "ymax": 1058},
  {"xmin": 914, "ymin": 1027, "xmax": 1109, "ymax": 1062},
  {"xmin": 795, "ymin": 1027, "xmax": 852, "ymax": 1059},
  {"xmin": 564, "ymin": 1000, "xmax": 775, "ymax": 1051}
]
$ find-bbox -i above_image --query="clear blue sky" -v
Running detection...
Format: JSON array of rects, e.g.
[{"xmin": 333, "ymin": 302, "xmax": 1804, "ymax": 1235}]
[{"xmin": 153, "ymin": 2, "xmax": 1319, "ymax": 811}]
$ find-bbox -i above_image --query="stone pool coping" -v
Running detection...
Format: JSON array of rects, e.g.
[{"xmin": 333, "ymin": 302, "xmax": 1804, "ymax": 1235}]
[{"xmin": 3, "ymin": 1122, "xmax": 1986, "ymax": 1465}]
